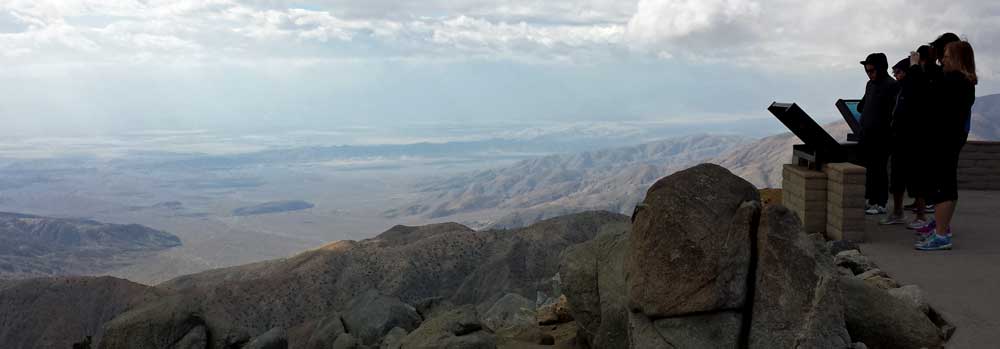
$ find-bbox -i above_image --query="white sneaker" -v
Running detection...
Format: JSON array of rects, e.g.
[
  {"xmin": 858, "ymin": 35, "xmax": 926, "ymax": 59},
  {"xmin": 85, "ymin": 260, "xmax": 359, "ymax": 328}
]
[{"xmin": 865, "ymin": 205, "xmax": 887, "ymax": 215}]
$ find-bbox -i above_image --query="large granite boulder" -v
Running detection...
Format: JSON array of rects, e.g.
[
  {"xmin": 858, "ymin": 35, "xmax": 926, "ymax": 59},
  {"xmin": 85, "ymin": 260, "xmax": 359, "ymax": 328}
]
[
  {"xmin": 840, "ymin": 277, "xmax": 943, "ymax": 349},
  {"xmin": 559, "ymin": 227, "xmax": 631, "ymax": 348},
  {"xmin": 482, "ymin": 293, "xmax": 535, "ymax": 332},
  {"xmin": 171, "ymin": 325, "xmax": 208, "ymax": 349},
  {"xmin": 399, "ymin": 305, "xmax": 496, "ymax": 349},
  {"xmin": 835, "ymin": 249, "xmax": 877, "ymax": 275},
  {"xmin": 629, "ymin": 311, "xmax": 742, "ymax": 348},
  {"xmin": 342, "ymin": 290, "xmax": 423, "ymax": 346},
  {"xmin": 379, "ymin": 327, "xmax": 408, "ymax": 349},
  {"xmin": 536, "ymin": 295, "xmax": 572, "ymax": 325},
  {"xmin": 627, "ymin": 163, "xmax": 760, "ymax": 317},
  {"xmin": 99, "ymin": 294, "xmax": 208, "ymax": 349},
  {"xmin": 299, "ymin": 313, "xmax": 347, "ymax": 349},
  {"xmin": 244, "ymin": 327, "xmax": 288, "ymax": 349},
  {"xmin": 749, "ymin": 205, "xmax": 851, "ymax": 348}
]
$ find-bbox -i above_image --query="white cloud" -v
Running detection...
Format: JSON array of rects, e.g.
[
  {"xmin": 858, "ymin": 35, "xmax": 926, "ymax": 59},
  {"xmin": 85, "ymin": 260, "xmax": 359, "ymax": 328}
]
[
  {"xmin": 625, "ymin": 0, "xmax": 1000, "ymax": 74},
  {"xmin": 627, "ymin": 0, "xmax": 760, "ymax": 42},
  {"xmin": 0, "ymin": 0, "xmax": 997, "ymax": 77}
]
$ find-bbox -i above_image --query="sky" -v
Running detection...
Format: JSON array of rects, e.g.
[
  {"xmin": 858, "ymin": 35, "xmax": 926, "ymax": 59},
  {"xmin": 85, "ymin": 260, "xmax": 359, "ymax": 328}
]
[{"xmin": 1, "ymin": 0, "xmax": 998, "ymax": 139}]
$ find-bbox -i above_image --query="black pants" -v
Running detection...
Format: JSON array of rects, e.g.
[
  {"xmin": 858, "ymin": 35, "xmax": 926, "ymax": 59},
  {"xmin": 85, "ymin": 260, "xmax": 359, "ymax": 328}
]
[
  {"xmin": 927, "ymin": 132, "xmax": 968, "ymax": 204},
  {"xmin": 864, "ymin": 142, "xmax": 890, "ymax": 206},
  {"xmin": 890, "ymin": 135, "xmax": 921, "ymax": 198}
]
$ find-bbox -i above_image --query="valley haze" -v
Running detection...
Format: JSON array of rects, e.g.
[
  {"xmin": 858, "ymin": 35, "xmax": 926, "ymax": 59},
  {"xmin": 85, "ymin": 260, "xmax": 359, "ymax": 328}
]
[{"xmin": 2, "ymin": 94, "xmax": 999, "ymax": 284}]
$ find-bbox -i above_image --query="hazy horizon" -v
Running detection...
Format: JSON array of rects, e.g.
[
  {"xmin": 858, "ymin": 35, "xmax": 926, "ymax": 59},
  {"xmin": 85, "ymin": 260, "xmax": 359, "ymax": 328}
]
[{"xmin": 3, "ymin": 0, "xmax": 999, "ymax": 139}]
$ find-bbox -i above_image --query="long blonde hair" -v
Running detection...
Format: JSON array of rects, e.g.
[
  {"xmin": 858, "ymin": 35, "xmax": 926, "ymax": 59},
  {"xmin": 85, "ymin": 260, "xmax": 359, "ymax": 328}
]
[{"xmin": 944, "ymin": 41, "xmax": 978, "ymax": 85}]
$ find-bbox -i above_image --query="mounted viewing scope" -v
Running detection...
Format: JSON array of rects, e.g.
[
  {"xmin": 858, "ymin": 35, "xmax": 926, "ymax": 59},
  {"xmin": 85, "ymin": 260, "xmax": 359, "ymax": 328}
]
[{"xmin": 768, "ymin": 101, "xmax": 860, "ymax": 170}]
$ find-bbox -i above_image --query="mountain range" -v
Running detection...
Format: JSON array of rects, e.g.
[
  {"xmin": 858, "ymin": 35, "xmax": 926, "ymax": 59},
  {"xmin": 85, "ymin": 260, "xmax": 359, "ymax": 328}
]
[
  {"xmin": 385, "ymin": 134, "xmax": 751, "ymax": 228},
  {"xmin": 0, "ymin": 212, "xmax": 181, "ymax": 279},
  {"xmin": 391, "ymin": 94, "xmax": 1000, "ymax": 228}
]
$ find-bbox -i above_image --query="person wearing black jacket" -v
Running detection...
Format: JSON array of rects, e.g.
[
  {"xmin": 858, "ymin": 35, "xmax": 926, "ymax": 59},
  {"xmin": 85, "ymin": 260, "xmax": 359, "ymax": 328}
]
[
  {"xmin": 880, "ymin": 58, "xmax": 917, "ymax": 225},
  {"xmin": 916, "ymin": 40, "xmax": 977, "ymax": 251},
  {"xmin": 898, "ymin": 45, "xmax": 946, "ymax": 229},
  {"xmin": 857, "ymin": 53, "xmax": 899, "ymax": 215}
]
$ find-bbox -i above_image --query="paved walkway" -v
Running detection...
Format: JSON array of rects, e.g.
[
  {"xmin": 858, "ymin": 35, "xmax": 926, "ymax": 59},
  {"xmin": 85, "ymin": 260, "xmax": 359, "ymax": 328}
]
[{"xmin": 861, "ymin": 190, "xmax": 1000, "ymax": 348}]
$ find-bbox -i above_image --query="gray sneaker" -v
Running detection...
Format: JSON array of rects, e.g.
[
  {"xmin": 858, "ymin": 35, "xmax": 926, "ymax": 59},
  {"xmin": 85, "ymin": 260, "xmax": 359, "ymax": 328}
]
[{"xmin": 880, "ymin": 213, "xmax": 905, "ymax": 225}]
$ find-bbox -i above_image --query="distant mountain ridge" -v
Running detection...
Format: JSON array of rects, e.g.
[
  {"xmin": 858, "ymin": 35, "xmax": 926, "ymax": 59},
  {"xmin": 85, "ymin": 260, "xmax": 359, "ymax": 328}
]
[
  {"xmin": 385, "ymin": 134, "xmax": 750, "ymax": 228},
  {"xmin": 971, "ymin": 93, "xmax": 1000, "ymax": 141},
  {"xmin": 233, "ymin": 200, "xmax": 315, "ymax": 216},
  {"xmin": 0, "ymin": 212, "xmax": 181, "ymax": 279},
  {"xmin": 389, "ymin": 93, "xmax": 1000, "ymax": 227}
]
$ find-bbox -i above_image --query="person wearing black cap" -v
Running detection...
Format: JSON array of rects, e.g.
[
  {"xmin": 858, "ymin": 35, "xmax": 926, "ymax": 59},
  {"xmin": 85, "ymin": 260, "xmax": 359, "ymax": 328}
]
[{"xmin": 857, "ymin": 52, "xmax": 899, "ymax": 215}]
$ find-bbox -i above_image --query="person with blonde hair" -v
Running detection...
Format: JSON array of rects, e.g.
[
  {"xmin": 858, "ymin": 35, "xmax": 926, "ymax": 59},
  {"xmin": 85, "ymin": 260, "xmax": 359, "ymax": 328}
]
[{"xmin": 916, "ymin": 39, "xmax": 977, "ymax": 251}]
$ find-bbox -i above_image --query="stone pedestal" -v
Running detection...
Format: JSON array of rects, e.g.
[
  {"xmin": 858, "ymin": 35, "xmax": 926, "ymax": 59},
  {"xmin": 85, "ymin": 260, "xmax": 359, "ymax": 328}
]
[
  {"xmin": 824, "ymin": 163, "xmax": 866, "ymax": 241},
  {"xmin": 782, "ymin": 164, "xmax": 827, "ymax": 233}
]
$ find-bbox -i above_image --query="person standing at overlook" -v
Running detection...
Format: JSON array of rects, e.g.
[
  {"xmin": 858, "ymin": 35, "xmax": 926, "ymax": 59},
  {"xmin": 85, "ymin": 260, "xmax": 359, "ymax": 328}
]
[
  {"xmin": 916, "ymin": 39, "xmax": 977, "ymax": 251},
  {"xmin": 857, "ymin": 53, "xmax": 899, "ymax": 216},
  {"xmin": 880, "ymin": 58, "xmax": 918, "ymax": 226}
]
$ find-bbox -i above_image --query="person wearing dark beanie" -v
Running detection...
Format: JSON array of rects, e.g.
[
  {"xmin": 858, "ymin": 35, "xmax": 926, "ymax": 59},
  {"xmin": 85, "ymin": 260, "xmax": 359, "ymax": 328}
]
[{"xmin": 858, "ymin": 52, "xmax": 899, "ymax": 215}]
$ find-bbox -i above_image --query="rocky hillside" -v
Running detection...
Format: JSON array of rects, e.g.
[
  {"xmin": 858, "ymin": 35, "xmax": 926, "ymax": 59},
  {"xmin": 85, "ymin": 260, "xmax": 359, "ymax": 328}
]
[
  {"xmin": 0, "ymin": 276, "xmax": 162, "ymax": 348},
  {"xmin": 2, "ymin": 164, "xmax": 954, "ymax": 349},
  {"xmin": 386, "ymin": 134, "xmax": 749, "ymax": 228},
  {"xmin": 0, "ymin": 212, "xmax": 182, "ymax": 279},
  {"xmin": 710, "ymin": 121, "xmax": 852, "ymax": 188},
  {"xmin": 96, "ymin": 211, "xmax": 627, "ymax": 348}
]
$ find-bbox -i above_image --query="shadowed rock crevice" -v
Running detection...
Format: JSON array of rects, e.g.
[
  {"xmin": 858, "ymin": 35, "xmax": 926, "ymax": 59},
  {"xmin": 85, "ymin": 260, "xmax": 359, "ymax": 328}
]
[{"xmin": 738, "ymin": 201, "xmax": 763, "ymax": 349}]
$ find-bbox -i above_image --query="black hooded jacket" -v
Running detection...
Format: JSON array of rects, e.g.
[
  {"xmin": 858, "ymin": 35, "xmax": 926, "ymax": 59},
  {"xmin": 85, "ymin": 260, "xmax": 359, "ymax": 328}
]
[
  {"xmin": 896, "ymin": 63, "xmax": 943, "ymax": 138},
  {"xmin": 857, "ymin": 74, "xmax": 900, "ymax": 143}
]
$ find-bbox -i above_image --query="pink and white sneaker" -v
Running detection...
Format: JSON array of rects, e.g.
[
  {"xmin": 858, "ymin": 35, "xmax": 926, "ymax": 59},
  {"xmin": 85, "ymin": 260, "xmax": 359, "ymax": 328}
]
[
  {"xmin": 906, "ymin": 219, "xmax": 929, "ymax": 230},
  {"xmin": 914, "ymin": 220, "xmax": 936, "ymax": 235}
]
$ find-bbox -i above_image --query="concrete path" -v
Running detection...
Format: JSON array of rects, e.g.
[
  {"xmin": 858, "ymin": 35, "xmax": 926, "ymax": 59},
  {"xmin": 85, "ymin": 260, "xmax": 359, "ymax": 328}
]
[{"xmin": 861, "ymin": 190, "xmax": 1000, "ymax": 348}]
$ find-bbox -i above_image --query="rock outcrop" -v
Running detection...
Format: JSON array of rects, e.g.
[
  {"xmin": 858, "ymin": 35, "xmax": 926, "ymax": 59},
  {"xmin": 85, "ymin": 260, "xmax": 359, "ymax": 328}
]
[
  {"xmin": 0, "ymin": 276, "xmax": 161, "ymax": 349},
  {"xmin": 627, "ymin": 164, "xmax": 760, "ymax": 318},
  {"xmin": 399, "ymin": 305, "xmax": 496, "ymax": 349},
  {"xmin": 749, "ymin": 205, "xmax": 851, "ymax": 348},
  {"xmin": 95, "ymin": 211, "xmax": 627, "ymax": 348},
  {"xmin": 559, "ymin": 225, "xmax": 631, "ymax": 348},
  {"xmin": 560, "ymin": 163, "xmax": 950, "ymax": 348},
  {"xmin": 841, "ymin": 277, "xmax": 943, "ymax": 349},
  {"xmin": 342, "ymin": 291, "xmax": 422, "ymax": 346}
]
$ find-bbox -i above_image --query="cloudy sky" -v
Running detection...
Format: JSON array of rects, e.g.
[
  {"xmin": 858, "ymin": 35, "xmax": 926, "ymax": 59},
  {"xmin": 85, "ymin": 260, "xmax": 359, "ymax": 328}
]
[{"xmin": 1, "ymin": 0, "xmax": 998, "ymax": 139}]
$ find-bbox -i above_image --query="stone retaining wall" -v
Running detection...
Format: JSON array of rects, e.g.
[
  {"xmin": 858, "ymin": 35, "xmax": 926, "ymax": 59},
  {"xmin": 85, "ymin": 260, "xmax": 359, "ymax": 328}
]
[
  {"xmin": 958, "ymin": 141, "xmax": 1000, "ymax": 191},
  {"xmin": 783, "ymin": 163, "xmax": 866, "ymax": 241},
  {"xmin": 782, "ymin": 165, "xmax": 827, "ymax": 233},
  {"xmin": 824, "ymin": 163, "xmax": 866, "ymax": 242}
]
